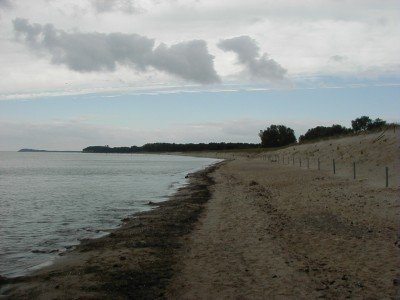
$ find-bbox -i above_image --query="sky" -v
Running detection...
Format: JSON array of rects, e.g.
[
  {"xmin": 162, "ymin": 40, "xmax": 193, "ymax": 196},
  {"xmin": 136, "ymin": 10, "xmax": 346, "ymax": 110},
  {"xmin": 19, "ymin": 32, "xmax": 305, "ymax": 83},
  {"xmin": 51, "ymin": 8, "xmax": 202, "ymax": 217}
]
[{"xmin": 0, "ymin": 0, "xmax": 399, "ymax": 150}]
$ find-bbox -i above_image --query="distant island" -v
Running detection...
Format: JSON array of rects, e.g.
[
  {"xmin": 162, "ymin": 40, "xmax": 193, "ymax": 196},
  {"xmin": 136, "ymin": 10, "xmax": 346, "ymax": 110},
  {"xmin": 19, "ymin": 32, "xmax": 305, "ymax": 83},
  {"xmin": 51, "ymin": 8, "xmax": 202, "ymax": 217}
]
[
  {"xmin": 18, "ymin": 148, "xmax": 47, "ymax": 152},
  {"xmin": 82, "ymin": 142, "xmax": 260, "ymax": 153},
  {"xmin": 18, "ymin": 149, "xmax": 81, "ymax": 153}
]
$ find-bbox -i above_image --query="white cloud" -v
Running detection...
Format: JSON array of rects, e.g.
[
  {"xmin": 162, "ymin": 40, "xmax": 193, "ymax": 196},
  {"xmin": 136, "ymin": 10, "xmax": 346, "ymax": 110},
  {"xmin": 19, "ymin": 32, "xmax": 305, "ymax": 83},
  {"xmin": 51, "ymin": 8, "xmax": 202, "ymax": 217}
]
[
  {"xmin": 0, "ymin": 119, "xmax": 160, "ymax": 151},
  {"xmin": 0, "ymin": 116, "xmax": 358, "ymax": 151},
  {"xmin": 0, "ymin": 0, "xmax": 398, "ymax": 96},
  {"xmin": 0, "ymin": 118, "xmax": 261, "ymax": 151}
]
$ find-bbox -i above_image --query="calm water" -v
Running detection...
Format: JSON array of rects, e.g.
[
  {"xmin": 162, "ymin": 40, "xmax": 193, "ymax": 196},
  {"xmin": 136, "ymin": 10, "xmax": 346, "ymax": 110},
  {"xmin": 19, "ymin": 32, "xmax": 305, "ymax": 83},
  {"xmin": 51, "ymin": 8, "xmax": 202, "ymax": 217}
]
[{"xmin": 0, "ymin": 152, "xmax": 219, "ymax": 277}]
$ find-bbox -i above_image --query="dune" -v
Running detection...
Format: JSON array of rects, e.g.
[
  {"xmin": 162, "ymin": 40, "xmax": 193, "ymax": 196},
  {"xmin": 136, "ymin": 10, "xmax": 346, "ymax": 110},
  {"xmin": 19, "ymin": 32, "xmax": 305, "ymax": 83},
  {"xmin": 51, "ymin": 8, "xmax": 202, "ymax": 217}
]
[{"xmin": 168, "ymin": 129, "xmax": 399, "ymax": 299}]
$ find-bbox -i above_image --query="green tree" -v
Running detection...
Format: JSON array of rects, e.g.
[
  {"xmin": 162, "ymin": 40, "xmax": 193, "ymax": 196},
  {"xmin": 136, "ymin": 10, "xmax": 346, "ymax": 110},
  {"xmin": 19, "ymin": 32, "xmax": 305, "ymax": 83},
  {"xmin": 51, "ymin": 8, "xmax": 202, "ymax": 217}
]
[
  {"xmin": 259, "ymin": 125, "xmax": 296, "ymax": 148},
  {"xmin": 351, "ymin": 116, "xmax": 372, "ymax": 132},
  {"xmin": 299, "ymin": 124, "xmax": 352, "ymax": 142},
  {"xmin": 367, "ymin": 118, "xmax": 386, "ymax": 130}
]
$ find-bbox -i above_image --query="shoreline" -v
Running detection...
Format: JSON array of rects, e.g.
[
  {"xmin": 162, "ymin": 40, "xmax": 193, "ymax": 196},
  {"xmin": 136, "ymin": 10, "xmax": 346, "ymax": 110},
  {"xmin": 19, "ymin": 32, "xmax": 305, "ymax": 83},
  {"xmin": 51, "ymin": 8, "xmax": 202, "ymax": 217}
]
[
  {"xmin": 0, "ymin": 154, "xmax": 220, "ymax": 279},
  {"xmin": 1, "ymin": 130, "xmax": 398, "ymax": 298},
  {"xmin": 0, "ymin": 161, "xmax": 224, "ymax": 299}
]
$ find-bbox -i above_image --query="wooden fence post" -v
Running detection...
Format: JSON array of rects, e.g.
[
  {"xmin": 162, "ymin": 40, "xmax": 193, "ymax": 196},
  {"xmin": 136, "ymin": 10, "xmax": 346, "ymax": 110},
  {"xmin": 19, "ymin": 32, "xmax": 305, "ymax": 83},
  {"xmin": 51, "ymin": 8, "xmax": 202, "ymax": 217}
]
[
  {"xmin": 353, "ymin": 162, "xmax": 356, "ymax": 179},
  {"xmin": 318, "ymin": 157, "xmax": 320, "ymax": 170},
  {"xmin": 386, "ymin": 167, "xmax": 389, "ymax": 187},
  {"xmin": 333, "ymin": 159, "xmax": 336, "ymax": 174}
]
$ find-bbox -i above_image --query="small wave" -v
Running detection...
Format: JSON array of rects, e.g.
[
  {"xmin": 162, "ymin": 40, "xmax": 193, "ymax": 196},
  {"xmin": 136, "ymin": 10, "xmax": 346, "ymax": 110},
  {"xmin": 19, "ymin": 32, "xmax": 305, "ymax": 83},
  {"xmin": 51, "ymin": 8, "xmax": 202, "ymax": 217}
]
[
  {"xmin": 168, "ymin": 181, "xmax": 180, "ymax": 189},
  {"xmin": 77, "ymin": 227, "xmax": 100, "ymax": 233},
  {"xmin": 31, "ymin": 249, "xmax": 59, "ymax": 254}
]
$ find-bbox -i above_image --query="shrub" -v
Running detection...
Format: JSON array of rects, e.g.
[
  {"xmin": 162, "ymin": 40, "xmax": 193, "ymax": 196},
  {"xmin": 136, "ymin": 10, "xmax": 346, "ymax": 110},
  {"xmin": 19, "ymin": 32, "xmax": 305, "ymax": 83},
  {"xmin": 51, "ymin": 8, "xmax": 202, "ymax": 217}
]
[
  {"xmin": 299, "ymin": 124, "xmax": 351, "ymax": 142},
  {"xmin": 367, "ymin": 118, "xmax": 387, "ymax": 130},
  {"xmin": 259, "ymin": 125, "xmax": 296, "ymax": 148},
  {"xmin": 351, "ymin": 116, "xmax": 372, "ymax": 132}
]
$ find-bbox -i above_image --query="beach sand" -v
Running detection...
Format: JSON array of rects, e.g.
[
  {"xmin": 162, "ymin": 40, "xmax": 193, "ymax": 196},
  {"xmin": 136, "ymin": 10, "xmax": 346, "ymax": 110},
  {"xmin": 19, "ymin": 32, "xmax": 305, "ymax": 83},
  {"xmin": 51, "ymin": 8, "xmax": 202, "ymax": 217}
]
[
  {"xmin": 1, "ymin": 130, "xmax": 399, "ymax": 299},
  {"xmin": 167, "ymin": 160, "xmax": 399, "ymax": 299}
]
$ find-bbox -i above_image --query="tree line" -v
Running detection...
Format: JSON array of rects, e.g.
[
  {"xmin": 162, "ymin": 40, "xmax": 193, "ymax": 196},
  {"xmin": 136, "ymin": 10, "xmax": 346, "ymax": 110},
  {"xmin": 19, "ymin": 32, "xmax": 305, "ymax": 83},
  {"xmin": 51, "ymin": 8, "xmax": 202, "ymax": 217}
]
[
  {"xmin": 260, "ymin": 115, "xmax": 391, "ymax": 147},
  {"xmin": 82, "ymin": 142, "xmax": 260, "ymax": 153},
  {"xmin": 83, "ymin": 116, "xmax": 393, "ymax": 153}
]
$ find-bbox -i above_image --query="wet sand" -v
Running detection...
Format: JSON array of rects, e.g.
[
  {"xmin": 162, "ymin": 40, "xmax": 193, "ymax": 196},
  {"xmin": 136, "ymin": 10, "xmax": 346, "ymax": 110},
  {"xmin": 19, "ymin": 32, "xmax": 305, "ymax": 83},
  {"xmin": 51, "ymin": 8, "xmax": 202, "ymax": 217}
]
[{"xmin": 0, "ymin": 163, "xmax": 222, "ymax": 299}]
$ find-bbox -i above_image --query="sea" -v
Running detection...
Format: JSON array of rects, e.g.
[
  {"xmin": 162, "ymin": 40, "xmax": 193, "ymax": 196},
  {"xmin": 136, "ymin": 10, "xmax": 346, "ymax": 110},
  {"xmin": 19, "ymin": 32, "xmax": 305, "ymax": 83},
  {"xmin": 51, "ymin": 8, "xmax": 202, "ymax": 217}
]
[{"xmin": 0, "ymin": 152, "xmax": 220, "ymax": 277}]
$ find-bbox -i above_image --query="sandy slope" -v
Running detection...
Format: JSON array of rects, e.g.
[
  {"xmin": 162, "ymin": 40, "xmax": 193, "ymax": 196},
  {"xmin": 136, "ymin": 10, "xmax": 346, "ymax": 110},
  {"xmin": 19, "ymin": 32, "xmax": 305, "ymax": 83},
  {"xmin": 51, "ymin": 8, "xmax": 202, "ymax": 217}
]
[
  {"xmin": 168, "ymin": 131, "xmax": 399, "ymax": 299},
  {"xmin": 167, "ymin": 160, "xmax": 399, "ymax": 299},
  {"xmin": 190, "ymin": 129, "xmax": 399, "ymax": 189}
]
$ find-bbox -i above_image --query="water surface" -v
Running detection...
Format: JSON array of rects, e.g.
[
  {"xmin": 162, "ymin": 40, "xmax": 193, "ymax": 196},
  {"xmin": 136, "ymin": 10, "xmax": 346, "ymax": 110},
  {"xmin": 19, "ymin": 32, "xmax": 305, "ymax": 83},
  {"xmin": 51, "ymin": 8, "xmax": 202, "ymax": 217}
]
[{"xmin": 0, "ymin": 152, "xmax": 219, "ymax": 277}]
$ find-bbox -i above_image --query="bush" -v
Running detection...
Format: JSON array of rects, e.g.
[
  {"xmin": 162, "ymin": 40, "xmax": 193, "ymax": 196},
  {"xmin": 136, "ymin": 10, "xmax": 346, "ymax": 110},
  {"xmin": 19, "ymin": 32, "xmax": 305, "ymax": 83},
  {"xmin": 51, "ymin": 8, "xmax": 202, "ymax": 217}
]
[
  {"xmin": 367, "ymin": 118, "xmax": 386, "ymax": 130},
  {"xmin": 351, "ymin": 116, "xmax": 372, "ymax": 132},
  {"xmin": 351, "ymin": 116, "xmax": 388, "ymax": 132},
  {"xmin": 299, "ymin": 124, "xmax": 352, "ymax": 143},
  {"xmin": 259, "ymin": 125, "xmax": 296, "ymax": 148}
]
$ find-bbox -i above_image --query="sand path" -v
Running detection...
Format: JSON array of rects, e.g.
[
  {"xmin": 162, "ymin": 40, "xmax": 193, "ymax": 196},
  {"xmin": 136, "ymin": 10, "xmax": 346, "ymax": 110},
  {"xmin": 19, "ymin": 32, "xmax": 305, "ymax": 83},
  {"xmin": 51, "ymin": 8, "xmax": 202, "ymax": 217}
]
[{"xmin": 167, "ymin": 160, "xmax": 399, "ymax": 299}]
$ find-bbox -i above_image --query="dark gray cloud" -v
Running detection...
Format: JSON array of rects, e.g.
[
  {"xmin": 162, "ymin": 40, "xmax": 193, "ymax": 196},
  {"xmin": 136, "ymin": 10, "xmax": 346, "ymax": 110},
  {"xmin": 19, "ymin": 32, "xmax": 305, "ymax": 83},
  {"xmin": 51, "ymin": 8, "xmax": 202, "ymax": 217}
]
[
  {"xmin": 13, "ymin": 18, "xmax": 220, "ymax": 84},
  {"xmin": 330, "ymin": 55, "xmax": 347, "ymax": 62},
  {"xmin": 151, "ymin": 41, "xmax": 220, "ymax": 84},
  {"xmin": 91, "ymin": 0, "xmax": 140, "ymax": 14},
  {"xmin": 0, "ymin": 0, "xmax": 11, "ymax": 8},
  {"xmin": 218, "ymin": 35, "xmax": 287, "ymax": 83}
]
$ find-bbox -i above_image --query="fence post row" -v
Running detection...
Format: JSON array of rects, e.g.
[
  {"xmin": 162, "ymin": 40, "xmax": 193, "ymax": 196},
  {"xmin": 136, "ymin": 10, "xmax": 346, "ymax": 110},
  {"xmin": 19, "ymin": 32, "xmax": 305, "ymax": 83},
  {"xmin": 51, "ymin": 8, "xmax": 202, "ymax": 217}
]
[{"xmin": 264, "ymin": 152, "xmax": 389, "ymax": 188}]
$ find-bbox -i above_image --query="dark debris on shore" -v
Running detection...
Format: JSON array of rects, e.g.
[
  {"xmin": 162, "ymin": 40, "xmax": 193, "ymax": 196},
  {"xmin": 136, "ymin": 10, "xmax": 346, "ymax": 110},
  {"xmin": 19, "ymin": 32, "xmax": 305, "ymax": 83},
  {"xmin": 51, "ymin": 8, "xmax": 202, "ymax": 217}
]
[{"xmin": 0, "ymin": 162, "xmax": 223, "ymax": 300}]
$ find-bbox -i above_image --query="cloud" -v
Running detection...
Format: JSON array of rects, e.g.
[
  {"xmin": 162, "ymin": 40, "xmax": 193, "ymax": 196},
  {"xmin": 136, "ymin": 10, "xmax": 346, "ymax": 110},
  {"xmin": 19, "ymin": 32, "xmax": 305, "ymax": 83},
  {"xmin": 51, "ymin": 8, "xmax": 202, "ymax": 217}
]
[
  {"xmin": 0, "ymin": 117, "xmax": 176, "ymax": 151},
  {"xmin": 91, "ymin": 0, "xmax": 141, "ymax": 14},
  {"xmin": 0, "ymin": 118, "xmax": 262, "ymax": 151},
  {"xmin": 0, "ymin": 0, "xmax": 11, "ymax": 8},
  {"xmin": 12, "ymin": 18, "xmax": 220, "ymax": 84},
  {"xmin": 330, "ymin": 55, "xmax": 347, "ymax": 62},
  {"xmin": 218, "ymin": 35, "xmax": 288, "ymax": 83},
  {"xmin": 151, "ymin": 40, "xmax": 221, "ymax": 84}
]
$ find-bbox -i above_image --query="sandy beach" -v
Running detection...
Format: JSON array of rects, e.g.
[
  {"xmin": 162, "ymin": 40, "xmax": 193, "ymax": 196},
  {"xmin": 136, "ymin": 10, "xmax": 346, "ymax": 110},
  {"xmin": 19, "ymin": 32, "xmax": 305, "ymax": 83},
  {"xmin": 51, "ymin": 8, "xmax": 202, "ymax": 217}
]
[
  {"xmin": 167, "ymin": 160, "xmax": 399, "ymax": 299},
  {"xmin": 1, "ymin": 130, "xmax": 399, "ymax": 299}
]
